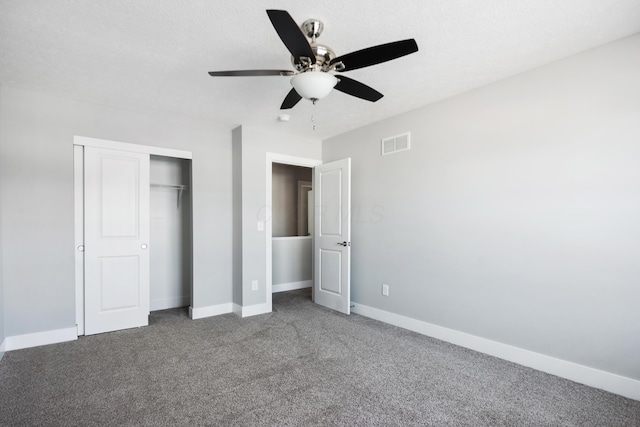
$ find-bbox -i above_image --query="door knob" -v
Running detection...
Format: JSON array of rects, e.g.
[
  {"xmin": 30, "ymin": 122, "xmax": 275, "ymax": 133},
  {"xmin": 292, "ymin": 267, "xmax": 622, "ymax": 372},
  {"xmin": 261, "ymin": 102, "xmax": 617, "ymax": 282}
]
[
  {"xmin": 337, "ymin": 241, "xmax": 348, "ymax": 246},
  {"xmin": 141, "ymin": 244, "xmax": 148, "ymax": 250}
]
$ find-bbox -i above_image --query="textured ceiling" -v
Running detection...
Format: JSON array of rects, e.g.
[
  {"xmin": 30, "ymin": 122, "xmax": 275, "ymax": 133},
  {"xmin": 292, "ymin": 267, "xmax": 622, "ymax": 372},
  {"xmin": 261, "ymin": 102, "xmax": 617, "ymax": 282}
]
[{"xmin": 1, "ymin": 0, "xmax": 640, "ymax": 139}]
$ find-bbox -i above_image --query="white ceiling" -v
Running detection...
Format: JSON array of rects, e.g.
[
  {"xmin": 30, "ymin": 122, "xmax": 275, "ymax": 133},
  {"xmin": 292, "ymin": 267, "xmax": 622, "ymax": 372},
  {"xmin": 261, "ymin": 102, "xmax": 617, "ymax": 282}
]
[{"xmin": 1, "ymin": 0, "xmax": 639, "ymax": 139}]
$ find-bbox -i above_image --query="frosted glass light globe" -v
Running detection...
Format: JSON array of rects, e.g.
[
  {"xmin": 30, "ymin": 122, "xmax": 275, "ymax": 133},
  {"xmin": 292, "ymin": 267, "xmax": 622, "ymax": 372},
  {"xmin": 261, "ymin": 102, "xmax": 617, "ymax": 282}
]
[{"xmin": 290, "ymin": 72, "xmax": 338, "ymax": 100}]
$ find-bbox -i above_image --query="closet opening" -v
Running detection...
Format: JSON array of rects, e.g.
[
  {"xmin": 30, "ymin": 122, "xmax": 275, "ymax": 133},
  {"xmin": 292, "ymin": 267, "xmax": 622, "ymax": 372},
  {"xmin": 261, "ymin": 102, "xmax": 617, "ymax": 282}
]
[
  {"xmin": 150, "ymin": 155, "xmax": 193, "ymax": 312},
  {"xmin": 74, "ymin": 137, "xmax": 194, "ymax": 335}
]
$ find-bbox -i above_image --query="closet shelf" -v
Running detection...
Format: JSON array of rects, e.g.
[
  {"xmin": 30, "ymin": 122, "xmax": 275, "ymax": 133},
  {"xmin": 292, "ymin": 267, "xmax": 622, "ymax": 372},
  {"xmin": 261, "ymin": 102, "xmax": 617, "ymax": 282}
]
[{"xmin": 150, "ymin": 183, "xmax": 189, "ymax": 208}]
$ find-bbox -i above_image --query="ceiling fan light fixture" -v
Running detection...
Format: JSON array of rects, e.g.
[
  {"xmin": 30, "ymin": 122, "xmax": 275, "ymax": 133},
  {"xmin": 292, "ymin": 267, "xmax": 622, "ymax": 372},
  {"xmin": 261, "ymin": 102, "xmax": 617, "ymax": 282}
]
[
  {"xmin": 208, "ymin": 10, "xmax": 419, "ymax": 109},
  {"xmin": 290, "ymin": 71, "xmax": 338, "ymax": 101}
]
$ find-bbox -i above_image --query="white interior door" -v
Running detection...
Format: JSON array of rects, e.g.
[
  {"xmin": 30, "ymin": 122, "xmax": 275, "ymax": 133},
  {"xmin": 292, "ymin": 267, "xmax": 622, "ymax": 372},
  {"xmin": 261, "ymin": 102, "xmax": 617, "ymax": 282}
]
[
  {"xmin": 313, "ymin": 158, "xmax": 351, "ymax": 314},
  {"xmin": 84, "ymin": 146, "xmax": 150, "ymax": 335}
]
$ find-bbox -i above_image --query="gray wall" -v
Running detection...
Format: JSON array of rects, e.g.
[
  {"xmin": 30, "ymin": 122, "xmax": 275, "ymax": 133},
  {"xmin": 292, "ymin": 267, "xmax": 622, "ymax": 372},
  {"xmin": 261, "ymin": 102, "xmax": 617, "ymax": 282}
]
[
  {"xmin": 323, "ymin": 34, "xmax": 640, "ymax": 380},
  {"xmin": 272, "ymin": 237, "xmax": 312, "ymax": 285},
  {"xmin": 0, "ymin": 179, "xmax": 4, "ymax": 358},
  {"xmin": 0, "ymin": 85, "xmax": 4, "ymax": 359},
  {"xmin": 0, "ymin": 86, "xmax": 232, "ymax": 337},
  {"xmin": 237, "ymin": 126, "xmax": 321, "ymax": 307},
  {"xmin": 272, "ymin": 163, "xmax": 312, "ymax": 237},
  {"xmin": 232, "ymin": 127, "xmax": 243, "ymax": 307}
]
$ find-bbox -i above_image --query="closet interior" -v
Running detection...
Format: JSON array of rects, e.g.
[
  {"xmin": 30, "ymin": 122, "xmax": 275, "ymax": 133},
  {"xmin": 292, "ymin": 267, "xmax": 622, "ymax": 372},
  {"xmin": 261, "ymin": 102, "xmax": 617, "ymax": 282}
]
[{"xmin": 150, "ymin": 155, "xmax": 192, "ymax": 311}]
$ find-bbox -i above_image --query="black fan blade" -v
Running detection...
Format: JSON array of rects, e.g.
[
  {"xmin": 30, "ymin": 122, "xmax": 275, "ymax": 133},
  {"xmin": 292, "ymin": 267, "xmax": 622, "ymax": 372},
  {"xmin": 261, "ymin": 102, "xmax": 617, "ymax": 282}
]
[
  {"xmin": 267, "ymin": 10, "xmax": 316, "ymax": 64},
  {"xmin": 208, "ymin": 70, "xmax": 294, "ymax": 77},
  {"xmin": 331, "ymin": 39, "xmax": 418, "ymax": 72},
  {"xmin": 280, "ymin": 88, "xmax": 302, "ymax": 109},
  {"xmin": 334, "ymin": 76, "xmax": 383, "ymax": 102}
]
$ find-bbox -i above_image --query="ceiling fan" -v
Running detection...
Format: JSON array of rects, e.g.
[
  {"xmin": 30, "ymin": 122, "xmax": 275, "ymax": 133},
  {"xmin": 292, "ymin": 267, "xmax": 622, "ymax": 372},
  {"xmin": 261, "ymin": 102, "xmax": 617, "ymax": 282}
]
[{"xmin": 208, "ymin": 9, "xmax": 419, "ymax": 110}]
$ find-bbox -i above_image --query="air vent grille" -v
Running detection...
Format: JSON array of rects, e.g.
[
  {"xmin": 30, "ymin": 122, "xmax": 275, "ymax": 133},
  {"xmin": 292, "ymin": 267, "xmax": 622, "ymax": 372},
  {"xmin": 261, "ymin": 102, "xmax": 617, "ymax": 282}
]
[{"xmin": 381, "ymin": 132, "xmax": 411, "ymax": 156}]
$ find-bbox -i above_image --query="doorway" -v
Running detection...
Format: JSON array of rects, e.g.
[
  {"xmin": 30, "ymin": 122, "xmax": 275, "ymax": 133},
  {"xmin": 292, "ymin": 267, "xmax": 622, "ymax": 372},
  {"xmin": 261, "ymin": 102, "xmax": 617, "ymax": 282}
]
[
  {"xmin": 271, "ymin": 163, "xmax": 312, "ymax": 294},
  {"xmin": 265, "ymin": 153, "xmax": 322, "ymax": 312}
]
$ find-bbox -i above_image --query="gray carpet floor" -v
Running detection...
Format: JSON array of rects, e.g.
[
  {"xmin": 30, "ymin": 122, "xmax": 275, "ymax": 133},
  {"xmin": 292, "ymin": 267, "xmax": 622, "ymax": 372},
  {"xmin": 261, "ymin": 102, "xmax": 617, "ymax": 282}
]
[{"xmin": 1, "ymin": 288, "xmax": 639, "ymax": 426}]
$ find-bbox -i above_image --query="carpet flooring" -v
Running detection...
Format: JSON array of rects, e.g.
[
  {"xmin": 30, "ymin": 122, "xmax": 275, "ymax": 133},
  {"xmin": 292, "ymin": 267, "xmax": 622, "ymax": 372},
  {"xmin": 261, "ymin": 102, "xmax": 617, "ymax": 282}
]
[{"xmin": 1, "ymin": 289, "xmax": 639, "ymax": 426}]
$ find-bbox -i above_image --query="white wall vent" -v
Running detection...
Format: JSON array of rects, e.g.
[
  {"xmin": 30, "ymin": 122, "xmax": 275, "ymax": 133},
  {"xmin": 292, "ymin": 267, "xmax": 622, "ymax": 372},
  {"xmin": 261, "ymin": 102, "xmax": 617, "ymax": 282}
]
[{"xmin": 381, "ymin": 132, "xmax": 411, "ymax": 156}]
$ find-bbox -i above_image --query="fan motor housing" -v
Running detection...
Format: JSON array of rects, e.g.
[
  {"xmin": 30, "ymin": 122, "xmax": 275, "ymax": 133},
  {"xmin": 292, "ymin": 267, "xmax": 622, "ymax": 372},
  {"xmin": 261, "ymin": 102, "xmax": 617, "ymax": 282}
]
[
  {"xmin": 291, "ymin": 19, "xmax": 337, "ymax": 72},
  {"xmin": 292, "ymin": 43, "xmax": 336, "ymax": 71}
]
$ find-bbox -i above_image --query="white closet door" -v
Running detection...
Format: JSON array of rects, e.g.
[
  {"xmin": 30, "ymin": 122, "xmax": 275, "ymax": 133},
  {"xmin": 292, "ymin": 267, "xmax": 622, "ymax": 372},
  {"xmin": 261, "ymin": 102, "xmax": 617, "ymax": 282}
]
[
  {"xmin": 313, "ymin": 158, "xmax": 351, "ymax": 314},
  {"xmin": 84, "ymin": 146, "xmax": 150, "ymax": 335}
]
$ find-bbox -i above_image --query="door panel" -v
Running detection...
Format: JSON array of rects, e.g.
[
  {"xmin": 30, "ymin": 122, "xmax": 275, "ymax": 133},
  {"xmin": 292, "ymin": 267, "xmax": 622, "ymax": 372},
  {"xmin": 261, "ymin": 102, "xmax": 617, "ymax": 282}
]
[
  {"xmin": 99, "ymin": 156, "xmax": 140, "ymax": 237},
  {"xmin": 99, "ymin": 256, "xmax": 140, "ymax": 310},
  {"xmin": 319, "ymin": 169, "xmax": 343, "ymax": 236},
  {"xmin": 319, "ymin": 249, "xmax": 342, "ymax": 294},
  {"xmin": 84, "ymin": 146, "xmax": 150, "ymax": 335},
  {"xmin": 314, "ymin": 158, "xmax": 351, "ymax": 314}
]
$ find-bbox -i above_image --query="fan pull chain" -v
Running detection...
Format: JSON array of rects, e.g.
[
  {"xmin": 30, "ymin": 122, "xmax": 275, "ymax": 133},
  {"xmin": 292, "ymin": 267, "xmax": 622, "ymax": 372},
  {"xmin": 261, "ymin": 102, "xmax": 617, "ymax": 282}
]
[{"xmin": 311, "ymin": 101, "xmax": 317, "ymax": 131}]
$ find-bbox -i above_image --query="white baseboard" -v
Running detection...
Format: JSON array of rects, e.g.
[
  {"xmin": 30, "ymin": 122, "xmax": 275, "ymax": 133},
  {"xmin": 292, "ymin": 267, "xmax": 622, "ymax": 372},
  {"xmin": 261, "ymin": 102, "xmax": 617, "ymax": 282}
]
[
  {"xmin": 272, "ymin": 280, "xmax": 312, "ymax": 293},
  {"xmin": 0, "ymin": 338, "xmax": 6, "ymax": 359},
  {"xmin": 4, "ymin": 327, "xmax": 78, "ymax": 351},
  {"xmin": 351, "ymin": 303, "xmax": 640, "ymax": 401},
  {"xmin": 232, "ymin": 303, "xmax": 242, "ymax": 316},
  {"xmin": 241, "ymin": 302, "xmax": 270, "ymax": 318},
  {"xmin": 189, "ymin": 302, "xmax": 270, "ymax": 319},
  {"xmin": 151, "ymin": 296, "xmax": 190, "ymax": 311},
  {"xmin": 189, "ymin": 303, "xmax": 234, "ymax": 320}
]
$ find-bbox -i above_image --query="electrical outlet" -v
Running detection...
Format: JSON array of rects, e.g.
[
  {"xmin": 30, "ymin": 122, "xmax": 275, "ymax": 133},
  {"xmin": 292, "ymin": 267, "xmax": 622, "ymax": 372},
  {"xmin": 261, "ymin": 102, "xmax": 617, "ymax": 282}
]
[
  {"xmin": 382, "ymin": 283, "xmax": 389, "ymax": 296},
  {"xmin": 251, "ymin": 280, "xmax": 258, "ymax": 291},
  {"xmin": 257, "ymin": 221, "xmax": 264, "ymax": 231}
]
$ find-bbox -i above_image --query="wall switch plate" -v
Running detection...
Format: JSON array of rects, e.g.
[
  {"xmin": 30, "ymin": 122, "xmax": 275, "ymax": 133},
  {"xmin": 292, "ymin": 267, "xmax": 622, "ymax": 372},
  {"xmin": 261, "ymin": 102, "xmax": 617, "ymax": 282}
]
[
  {"xmin": 257, "ymin": 221, "xmax": 264, "ymax": 231},
  {"xmin": 382, "ymin": 283, "xmax": 389, "ymax": 296},
  {"xmin": 251, "ymin": 280, "xmax": 259, "ymax": 291}
]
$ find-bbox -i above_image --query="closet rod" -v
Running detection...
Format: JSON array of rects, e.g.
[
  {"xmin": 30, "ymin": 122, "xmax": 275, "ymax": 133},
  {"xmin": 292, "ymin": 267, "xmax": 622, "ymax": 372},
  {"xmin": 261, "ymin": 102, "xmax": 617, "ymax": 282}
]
[
  {"xmin": 150, "ymin": 183, "xmax": 189, "ymax": 190},
  {"xmin": 150, "ymin": 183, "xmax": 189, "ymax": 208}
]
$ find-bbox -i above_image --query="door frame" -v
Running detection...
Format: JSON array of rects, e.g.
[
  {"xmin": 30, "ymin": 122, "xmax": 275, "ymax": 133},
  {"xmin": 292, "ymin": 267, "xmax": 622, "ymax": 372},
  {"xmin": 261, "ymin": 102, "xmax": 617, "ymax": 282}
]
[
  {"xmin": 265, "ymin": 153, "xmax": 322, "ymax": 312},
  {"xmin": 73, "ymin": 136, "xmax": 192, "ymax": 335}
]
